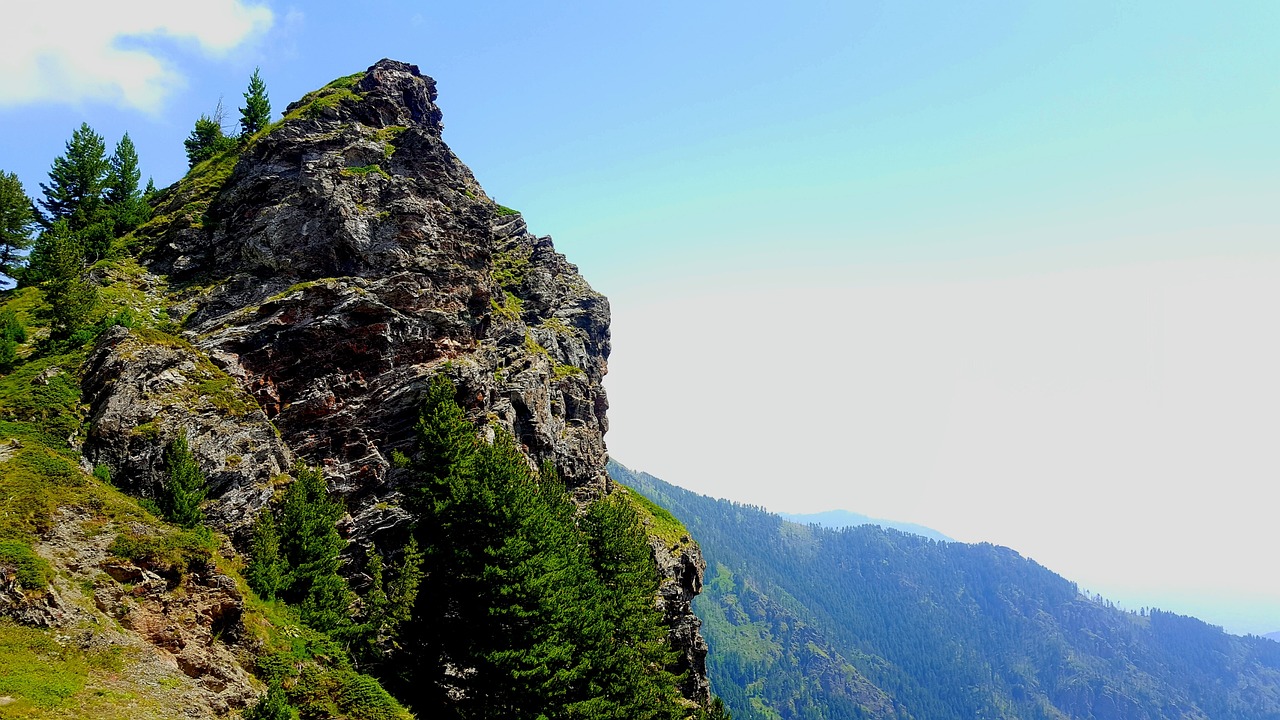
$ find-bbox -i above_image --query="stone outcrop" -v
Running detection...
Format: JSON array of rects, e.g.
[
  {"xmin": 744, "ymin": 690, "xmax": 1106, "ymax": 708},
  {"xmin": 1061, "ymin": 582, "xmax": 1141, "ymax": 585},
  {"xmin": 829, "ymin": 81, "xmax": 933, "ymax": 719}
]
[{"xmin": 79, "ymin": 59, "xmax": 709, "ymax": 705}]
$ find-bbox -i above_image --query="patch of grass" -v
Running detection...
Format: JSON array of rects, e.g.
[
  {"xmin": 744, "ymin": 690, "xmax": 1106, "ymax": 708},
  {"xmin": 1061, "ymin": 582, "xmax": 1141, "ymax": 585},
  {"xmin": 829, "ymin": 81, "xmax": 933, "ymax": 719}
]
[
  {"xmin": 0, "ymin": 350, "xmax": 87, "ymax": 448},
  {"xmin": 108, "ymin": 526, "xmax": 217, "ymax": 582},
  {"xmin": 0, "ymin": 620, "xmax": 85, "ymax": 711},
  {"xmin": 552, "ymin": 363, "xmax": 585, "ymax": 380},
  {"xmin": 492, "ymin": 246, "xmax": 532, "ymax": 289},
  {"xmin": 375, "ymin": 125, "xmax": 407, "ymax": 160},
  {"xmin": 194, "ymin": 375, "xmax": 253, "ymax": 418},
  {"xmin": 620, "ymin": 484, "xmax": 691, "ymax": 551},
  {"xmin": 341, "ymin": 164, "xmax": 390, "ymax": 180},
  {"xmin": 491, "ymin": 291, "xmax": 523, "ymax": 322},
  {"xmin": 0, "ymin": 539, "xmax": 54, "ymax": 589},
  {"xmin": 495, "ymin": 204, "xmax": 520, "ymax": 217},
  {"xmin": 134, "ymin": 146, "xmax": 240, "ymax": 248},
  {"xmin": 325, "ymin": 72, "xmax": 365, "ymax": 91}
]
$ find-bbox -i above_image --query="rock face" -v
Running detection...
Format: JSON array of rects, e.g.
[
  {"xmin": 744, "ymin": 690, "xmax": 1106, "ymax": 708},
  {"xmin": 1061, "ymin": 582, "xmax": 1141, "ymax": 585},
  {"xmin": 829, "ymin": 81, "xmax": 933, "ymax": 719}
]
[
  {"xmin": 148, "ymin": 60, "xmax": 610, "ymax": 502},
  {"xmin": 84, "ymin": 59, "xmax": 708, "ymax": 704}
]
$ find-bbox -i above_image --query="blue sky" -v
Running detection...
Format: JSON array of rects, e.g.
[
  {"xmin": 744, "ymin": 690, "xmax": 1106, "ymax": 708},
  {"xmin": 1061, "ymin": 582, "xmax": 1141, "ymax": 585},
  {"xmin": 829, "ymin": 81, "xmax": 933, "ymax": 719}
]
[{"xmin": 3, "ymin": 1, "xmax": 1280, "ymax": 634}]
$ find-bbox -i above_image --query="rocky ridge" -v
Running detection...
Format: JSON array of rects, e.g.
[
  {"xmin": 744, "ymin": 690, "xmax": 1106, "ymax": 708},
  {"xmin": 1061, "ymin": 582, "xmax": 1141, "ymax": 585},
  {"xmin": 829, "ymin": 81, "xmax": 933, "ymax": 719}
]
[{"xmin": 63, "ymin": 59, "xmax": 707, "ymax": 709}]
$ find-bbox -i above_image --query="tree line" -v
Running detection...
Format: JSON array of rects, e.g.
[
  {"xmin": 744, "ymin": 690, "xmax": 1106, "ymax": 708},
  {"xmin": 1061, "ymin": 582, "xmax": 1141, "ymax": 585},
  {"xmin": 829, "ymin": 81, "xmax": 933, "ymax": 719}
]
[
  {"xmin": 0, "ymin": 67, "xmax": 272, "ymax": 336},
  {"xmin": 242, "ymin": 375, "xmax": 728, "ymax": 719}
]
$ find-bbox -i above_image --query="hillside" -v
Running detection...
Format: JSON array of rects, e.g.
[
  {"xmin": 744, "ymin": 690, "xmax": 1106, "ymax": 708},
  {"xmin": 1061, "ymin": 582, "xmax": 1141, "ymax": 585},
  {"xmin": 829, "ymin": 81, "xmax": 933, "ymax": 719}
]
[
  {"xmin": 614, "ymin": 460, "xmax": 1280, "ymax": 720},
  {"xmin": 0, "ymin": 61, "xmax": 715, "ymax": 719}
]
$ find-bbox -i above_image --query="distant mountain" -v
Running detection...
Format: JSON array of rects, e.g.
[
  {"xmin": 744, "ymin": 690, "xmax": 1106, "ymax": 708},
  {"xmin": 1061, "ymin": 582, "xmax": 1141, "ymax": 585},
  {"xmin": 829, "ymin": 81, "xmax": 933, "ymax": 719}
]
[
  {"xmin": 611, "ymin": 459, "xmax": 1280, "ymax": 720},
  {"xmin": 1266, "ymin": 631, "xmax": 1280, "ymax": 643},
  {"xmin": 778, "ymin": 509, "xmax": 952, "ymax": 541}
]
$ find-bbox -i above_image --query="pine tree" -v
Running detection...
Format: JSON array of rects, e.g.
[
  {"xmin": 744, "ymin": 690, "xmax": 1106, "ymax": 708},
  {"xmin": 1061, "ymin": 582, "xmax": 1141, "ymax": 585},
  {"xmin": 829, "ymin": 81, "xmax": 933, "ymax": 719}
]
[
  {"xmin": 38, "ymin": 123, "xmax": 108, "ymax": 233},
  {"xmin": 240, "ymin": 67, "xmax": 272, "ymax": 136},
  {"xmin": 104, "ymin": 133, "xmax": 140, "ymax": 206},
  {"xmin": 36, "ymin": 221, "xmax": 98, "ymax": 338},
  {"xmin": 276, "ymin": 465, "xmax": 351, "ymax": 632},
  {"xmin": 0, "ymin": 171, "xmax": 35, "ymax": 284},
  {"xmin": 246, "ymin": 511, "xmax": 286, "ymax": 600},
  {"xmin": 184, "ymin": 114, "xmax": 236, "ymax": 168},
  {"xmin": 579, "ymin": 493, "xmax": 686, "ymax": 719},
  {"xmin": 104, "ymin": 133, "xmax": 150, "ymax": 234},
  {"xmin": 143, "ymin": 178, "xmax": 159, "ymax": 203},
  {"xmin": 160, "ymin": 431, "xmax": 207, "ymax": 528}
]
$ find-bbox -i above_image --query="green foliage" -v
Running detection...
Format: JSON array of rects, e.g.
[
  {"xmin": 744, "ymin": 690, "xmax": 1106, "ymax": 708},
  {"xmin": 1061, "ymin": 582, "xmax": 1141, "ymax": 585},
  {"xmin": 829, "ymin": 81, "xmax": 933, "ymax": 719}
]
[
  {"xmin": 246, "ymin": 683, "xmax": 298, "ymax": 720},
  {"xmin": 247, "ymin": 511, "xmax": 287, "ymax": 601},
  {"xmin": 274, "ymin": 465, "xmax": 352, "ymax": 633},
  {"xmin": 491, "ymin": 246, "xmax": 532, "ymax": 289},
  {"xmin": 490, "ymin": 290, "xmax": 522, "ymax": 321},
  {"xmin": 0, "ymin": 620, "xmax": 85, "ymax": 710},
  {"xmin": 104, "ymin": 133, "xmax": 150, "ymax": 236},
  {"xmin": 0, "ymin": 171, "xmax": 35, "ymax": 283},
  {"xmin": 37, "ymin": 123, "xmax": 108, "ymax": 237},
  {"xmin": 91, "ymin": 463, "xmax": 111, "ymax": 485},
  {"xmin": 33, "ymin": 221, "xmax": 99, "ymax": 339},
  {"xmin": 240, "ymin": 67, "xmax": 273, "ymax": 137},
  {"xmin": 108, "ymin": 525, "xmax": 216, "ymax": 581},
  {"xmin": 184, "ymin": 114, "xmax": 237, "ymax": 168},
  {"xmin": 388, "ymin": 376, "xmax": 690, "ymax": 719},
  {"xmin": 0, "ymin": 539, "xmax": 54, "ymax": 589},
  {"xmin": 342, "ymin": 164, "xmax": 390, "ymax": 179},
  {"xmin": 495, "ymin": 204, "xmax": 520, "ymax": 216},
  {"xmin": 159, "ymin": 431, "xmax": 207, "ymax": 528},
  {"xmin": 0, "ymin": 308, "xmax": 23, "ymax": 373}
]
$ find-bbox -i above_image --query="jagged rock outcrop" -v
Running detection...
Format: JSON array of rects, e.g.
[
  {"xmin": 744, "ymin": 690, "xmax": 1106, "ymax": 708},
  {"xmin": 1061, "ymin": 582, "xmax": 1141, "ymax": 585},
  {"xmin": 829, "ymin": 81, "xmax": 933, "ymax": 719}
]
[
  {"xmin": 82, "ymin": 325, "xmax": 291, "ymax": 535},
  {"xmin": 649, "ymin": 527, "xmax": 712, "ymax": 707},
  {"xmin": 80, "ymin": 59, "xmax": 709, "ymax": 705}
]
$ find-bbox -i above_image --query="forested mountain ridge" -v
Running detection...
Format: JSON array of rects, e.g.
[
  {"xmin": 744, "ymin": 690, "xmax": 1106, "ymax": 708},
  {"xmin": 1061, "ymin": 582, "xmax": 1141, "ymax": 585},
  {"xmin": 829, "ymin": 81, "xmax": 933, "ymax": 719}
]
[
  {"xmin": 0, "ymin": 60, "xmax": 716, "ymax": 718},
  {"xmin": 613, "ymin": 459, "xmax": 1280, "ymax": 720}
]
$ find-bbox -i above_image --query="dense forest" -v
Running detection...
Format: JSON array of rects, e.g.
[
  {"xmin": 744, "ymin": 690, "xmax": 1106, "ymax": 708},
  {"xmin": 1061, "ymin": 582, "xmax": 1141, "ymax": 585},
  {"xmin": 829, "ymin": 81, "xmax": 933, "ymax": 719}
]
[{"xmin": 612, "ymin": 460, "xmax": 1280, "ymax": 720}]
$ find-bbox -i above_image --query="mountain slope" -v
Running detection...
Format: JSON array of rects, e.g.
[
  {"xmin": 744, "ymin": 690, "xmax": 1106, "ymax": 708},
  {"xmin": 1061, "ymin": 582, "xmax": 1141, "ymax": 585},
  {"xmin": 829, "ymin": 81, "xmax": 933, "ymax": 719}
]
[
  {"xmin": 613, "ymin": 459, "xmax": 1280, "ymax": 720},
  {"xmin": 778, "ymin": 510, "xmax": 951, "ymax": 542},
  {"xmin": 0, "ymin": 61, "xmax": 713, "ymax": 718}
]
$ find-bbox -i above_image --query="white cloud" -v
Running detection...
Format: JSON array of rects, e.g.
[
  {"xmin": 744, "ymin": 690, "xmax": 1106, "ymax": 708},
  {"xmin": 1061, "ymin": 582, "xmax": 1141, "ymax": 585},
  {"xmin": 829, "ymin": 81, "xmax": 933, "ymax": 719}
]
[{"xmin": 0, "ymin": 0, "xmax": 273, "ymax": 113}]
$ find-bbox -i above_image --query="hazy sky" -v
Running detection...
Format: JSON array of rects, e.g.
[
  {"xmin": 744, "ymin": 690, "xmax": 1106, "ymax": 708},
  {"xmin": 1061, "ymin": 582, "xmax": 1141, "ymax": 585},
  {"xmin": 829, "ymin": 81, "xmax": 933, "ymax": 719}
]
[{"xmin": 2, "ymin": 2, "xmax": 1278, "ymax": 634}]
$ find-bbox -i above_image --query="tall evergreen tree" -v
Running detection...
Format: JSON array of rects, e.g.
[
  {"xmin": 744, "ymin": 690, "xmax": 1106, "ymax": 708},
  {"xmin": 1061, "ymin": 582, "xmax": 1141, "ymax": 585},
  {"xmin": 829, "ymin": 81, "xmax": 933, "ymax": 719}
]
[
  {"xmin": 0, "ymin": 171, "xmax": 35, "ymax": 284},
  {"xmin": 104, "ymin": 133, "xmax": 150, "ymax": 234},
  {"xmin": 104, "ymin": 133, "xmax": 140, "ymax": 206},
  {"xmin": 246, "ymin": 511, "xmax": 286, "ymax": 600},
  {"xmin": 240, "ymin": 67, "xmax": 272, "ymax": 136},
  {"xmin": 160, "ymin": 431, "xmax": 207, "ymax": 528},
  {"xmin": 35, "ymin": 220, "xmax": 98, "ymax": 338},
  {"xmin": 276, "ymin": 465, "xmax": 351, "ymax": 632},
  {"xmin": 38, "ymin": 123, "xmax": 108, "ymax": 233}
]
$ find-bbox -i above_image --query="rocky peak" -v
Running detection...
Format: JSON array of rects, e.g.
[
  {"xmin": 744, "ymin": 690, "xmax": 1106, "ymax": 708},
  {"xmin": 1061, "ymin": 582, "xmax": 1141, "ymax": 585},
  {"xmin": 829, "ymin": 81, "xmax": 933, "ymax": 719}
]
[{"xmin": 76, "ymin": 59, "xmax": 708, "ymax": 708}]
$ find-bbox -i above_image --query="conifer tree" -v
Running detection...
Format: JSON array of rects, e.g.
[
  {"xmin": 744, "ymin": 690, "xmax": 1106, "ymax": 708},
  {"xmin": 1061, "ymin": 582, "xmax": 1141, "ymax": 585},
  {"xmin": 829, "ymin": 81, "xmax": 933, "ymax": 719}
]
[
  {"xmin": 38, "ymin": 123, "xmax": 108, "ymax": 233},
  {"xmin": 160, "ymin": 431, "xmax": 207, "ymax": 528},
  {"xmin": 35, "ymin": 221, "xmax": 98, "ymax": 338},
  {"xmin": 0, "ymin": 171, "xmax": 35, "ymax": 284},
  {"xmin": 184, "ymin": 114, "xmax": 236, "ymax": 168},
  {"xmin": 104, "ymin": 133, "xmax": 150, "ymax": 234},
  {"xmin": 276, "ymin": 465, "xmax": 351, "ymax": 631},
  {"xmin": 240, "ymin": 67, "xmax": 272, "ymax": 136},
  {"xmin": 246, "ymin": 511, "xmax": 286, "ymax": 600}
]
